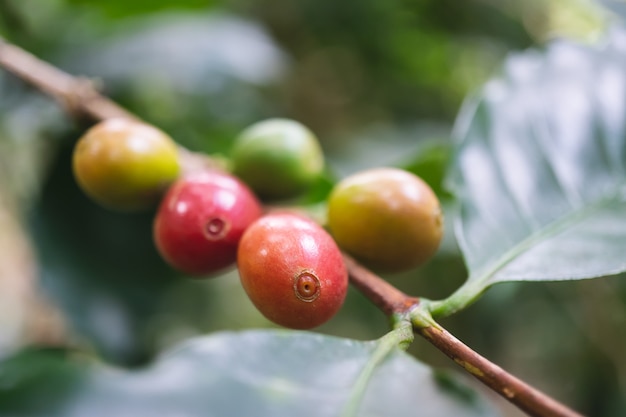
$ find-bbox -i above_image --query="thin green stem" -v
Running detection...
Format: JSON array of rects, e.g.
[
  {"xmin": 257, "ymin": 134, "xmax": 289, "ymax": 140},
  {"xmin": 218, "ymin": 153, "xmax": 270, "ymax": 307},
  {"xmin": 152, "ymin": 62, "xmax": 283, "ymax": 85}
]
[
  {"xmin": 429, "ymin": 191, "xmax": 622, "ymax": 319},
  {"xmin": 426, "ymin": 280, "xmax": 486, "ymax": 318},
  {"xmin": 340, "ymin": 317, "xmax": 414, "ymax": 417}
]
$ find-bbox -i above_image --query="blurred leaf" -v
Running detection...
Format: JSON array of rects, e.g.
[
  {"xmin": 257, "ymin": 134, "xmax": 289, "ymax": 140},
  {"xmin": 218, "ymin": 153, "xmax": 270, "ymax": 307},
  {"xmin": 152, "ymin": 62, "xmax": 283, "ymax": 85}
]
[
  {"xmin": 294, "ymin": 170, "xmax": 336, "ymax": 205},
  {"xmin": 58, "ymin": 12, "xmax": 288, "ymax": 154},
  {"xmin": 63, "ymin": 0, "xmax": 217, "ymax": 19},
  {"xmin": 0, "ymin": 331, "xmax": 499, "ymax": 417},
  {"xmin": 401, "ymin": 140, "xmax": 453, "ymax": 198},
  {"xmin": 30, "ymin": 138, "xmax": 179, "ymax": 364},
  {"xmin": 598, "ymin": 0, "xmax": 626, "ymax": 21},
  {"xmin": 0, "ymin": 348, "xmax": 85, "ymax": 411},
  {"xmin": 433, "ymin": 28, "xmax": 626, "ymax": 315},
  {"xmin": 539, "ymin": 0, "xmax": 607, "ymax": 42},
  {"xmin": 64, "ymin": 12, "xmax": 287, "ymax": 89},
  {"xmin": 327, "ymin": 123, "xmax": 451, "ymax": 178}
]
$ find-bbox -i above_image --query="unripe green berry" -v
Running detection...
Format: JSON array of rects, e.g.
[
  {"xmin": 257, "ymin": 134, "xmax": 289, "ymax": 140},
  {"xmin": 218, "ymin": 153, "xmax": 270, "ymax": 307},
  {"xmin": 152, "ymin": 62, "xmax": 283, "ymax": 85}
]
[
  {"xmin": 72, "ymin": 118, "xmax": 180, "ymax": 211},
  {"xmin": 327, "ymin": 168, "xmax": 443, "ymax": 272},
  {"xmin": 231, "ymin": 118, "xmax": 324, "ymax": 200}
]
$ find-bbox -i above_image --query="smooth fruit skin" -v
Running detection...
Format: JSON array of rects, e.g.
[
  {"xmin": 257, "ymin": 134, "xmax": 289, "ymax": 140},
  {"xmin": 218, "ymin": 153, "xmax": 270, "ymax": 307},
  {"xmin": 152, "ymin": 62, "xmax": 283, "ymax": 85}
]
[
  {"xmin": 72, "ymin": 118, "xmax": 180, "ymax": 211},
  {"xmin": 153, "ymin": 171, "xmax": 262, "ymax": 276},
  {"xmin": 231, "ymin": 118, "xmax": 324, "ymax": 200},
  {"xmin": 327, "ymin": 168, "xmax": 443, "ymax": 272},
  {"xmin": 237, "ymin": 213, "xmax": 348, "ymax": 329}
]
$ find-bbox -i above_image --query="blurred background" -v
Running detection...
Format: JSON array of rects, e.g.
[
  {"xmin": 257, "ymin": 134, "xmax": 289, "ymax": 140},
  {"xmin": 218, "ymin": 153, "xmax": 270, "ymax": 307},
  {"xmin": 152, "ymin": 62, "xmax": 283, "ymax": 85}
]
[{"xmin": 0, "ymin": 0, "xmax": 624, "ymax": 416}]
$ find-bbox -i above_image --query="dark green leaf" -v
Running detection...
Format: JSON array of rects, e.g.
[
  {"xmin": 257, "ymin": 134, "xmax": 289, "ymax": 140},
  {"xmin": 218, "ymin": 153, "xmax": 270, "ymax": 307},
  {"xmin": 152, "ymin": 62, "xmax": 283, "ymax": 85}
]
[
  {"xmin": 0, "ymin": 331, "xmax": 498, "ymax": 417},
  {"xmin": 30, "ymin": 139, "xmax": 179, "ymax": 364},
  {"xmin": 401, "ymin": 140, "xmax": 453, "ymax": 198}
]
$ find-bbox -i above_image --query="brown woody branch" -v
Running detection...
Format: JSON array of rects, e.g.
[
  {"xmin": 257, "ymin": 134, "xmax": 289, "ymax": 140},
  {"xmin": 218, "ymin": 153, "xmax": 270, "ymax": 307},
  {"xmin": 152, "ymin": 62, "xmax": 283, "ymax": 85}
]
[
  {"xmin": 0, "ymin": 37, "xmax": 583, "ymax": 417},
  {"xmin": 0, "ymin": 37, "xmax": 134, "ymax": 120},
  {"xmin": 418, "ymin": 324, "xmax": 583, "ymax": 417},
  {"xmin": 342, "ymin": 253, "xmax": 417, "ymax": 315},
  {"xmin": 344, "ymin": 251, "xmax": 583, "ymax": 417}
]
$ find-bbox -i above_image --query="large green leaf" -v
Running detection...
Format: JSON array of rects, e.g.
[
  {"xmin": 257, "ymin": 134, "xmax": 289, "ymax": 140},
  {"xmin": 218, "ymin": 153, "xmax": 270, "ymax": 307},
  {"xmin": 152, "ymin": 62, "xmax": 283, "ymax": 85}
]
[
  {"xmin": 0, "ymin": 331, "xmax": 498, "ymax": 417},
  {"xmin": 432, "ymin": 28, "xmax": 626, "ymax": 315}
]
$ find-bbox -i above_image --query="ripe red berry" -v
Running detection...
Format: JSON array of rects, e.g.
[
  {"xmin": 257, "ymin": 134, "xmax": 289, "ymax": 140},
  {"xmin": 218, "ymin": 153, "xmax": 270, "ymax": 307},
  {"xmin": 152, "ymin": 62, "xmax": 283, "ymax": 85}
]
[
  {"xmin": 237, "ymin": 213, "xmax": 348, "ymax": 329},
  {"xmin": 153, "ymin": 171, "xmax": 262, "ymax": 276}
]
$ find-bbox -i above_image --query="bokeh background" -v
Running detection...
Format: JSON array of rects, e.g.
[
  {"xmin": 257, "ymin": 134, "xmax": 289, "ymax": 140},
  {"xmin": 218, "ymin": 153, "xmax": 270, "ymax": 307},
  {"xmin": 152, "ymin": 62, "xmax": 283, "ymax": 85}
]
[{"xmin": 0, "ymin": 0, "xmax": 624, "ymax": 416}]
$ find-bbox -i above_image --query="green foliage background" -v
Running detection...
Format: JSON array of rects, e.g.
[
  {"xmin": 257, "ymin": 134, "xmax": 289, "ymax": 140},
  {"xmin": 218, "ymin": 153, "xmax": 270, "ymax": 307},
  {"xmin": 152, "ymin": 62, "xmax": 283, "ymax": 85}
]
[{"xmin": 0, "ymin": 0, "xmax": 623, "ymax": 416}]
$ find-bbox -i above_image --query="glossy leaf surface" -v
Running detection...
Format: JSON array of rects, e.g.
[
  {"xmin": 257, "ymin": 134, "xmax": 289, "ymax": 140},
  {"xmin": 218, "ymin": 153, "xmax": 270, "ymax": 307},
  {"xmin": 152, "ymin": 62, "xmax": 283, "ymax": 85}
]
[
  {"xmin": 0, "ymin": 331, "xmax": 498, "ymax": 417},
  {"xmin": 440, "ymin": 30, "xmax": 626, "ymax": 314}
]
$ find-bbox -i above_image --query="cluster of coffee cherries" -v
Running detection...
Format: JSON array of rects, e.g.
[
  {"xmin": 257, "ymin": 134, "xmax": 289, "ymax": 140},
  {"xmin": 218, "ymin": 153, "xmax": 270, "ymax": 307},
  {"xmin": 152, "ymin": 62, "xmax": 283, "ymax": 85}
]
[{"xmin": 72, "ymin": 118, "xmax": 443, "ymax": 329}]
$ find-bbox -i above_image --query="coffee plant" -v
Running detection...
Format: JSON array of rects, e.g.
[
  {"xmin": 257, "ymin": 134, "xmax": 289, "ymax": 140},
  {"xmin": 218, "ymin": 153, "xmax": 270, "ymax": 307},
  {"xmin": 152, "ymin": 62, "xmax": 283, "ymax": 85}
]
[{"xmin": 0, "ymin": 2, "xmax": 625, "ymax": 416}]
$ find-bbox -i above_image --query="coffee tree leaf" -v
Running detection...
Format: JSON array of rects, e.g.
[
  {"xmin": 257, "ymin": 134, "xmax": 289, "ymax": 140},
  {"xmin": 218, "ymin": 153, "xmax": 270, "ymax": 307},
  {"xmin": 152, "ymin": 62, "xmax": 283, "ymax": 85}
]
[
  {"xmin": 437, "ymin": 28, "xmax": 626, "ymax": 315},
  {"xmin": 0, "ymin": 331, "xmax": 499, "ymax": 417}
]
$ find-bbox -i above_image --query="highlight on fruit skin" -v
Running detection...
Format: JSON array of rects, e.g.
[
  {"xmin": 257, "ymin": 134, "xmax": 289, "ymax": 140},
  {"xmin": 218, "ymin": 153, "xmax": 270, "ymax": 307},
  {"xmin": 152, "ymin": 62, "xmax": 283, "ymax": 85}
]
[
  {"xmin": 327, "ymin": 167, "xmax": 444, "ymax": 273},
  {"xmin": 237, "ymin": 212, "xmax": 348, "ymax": 329},
  {"xmin": 153, "ymin": 170, "xmax": 262, "ymax": 277},
  {"xmin": 72, "ymin": 118, "xmax": 180, "ymax": 211},
  {"xmin": 231, "ymin": 118, "xmax": 325, "ymax": 200}
]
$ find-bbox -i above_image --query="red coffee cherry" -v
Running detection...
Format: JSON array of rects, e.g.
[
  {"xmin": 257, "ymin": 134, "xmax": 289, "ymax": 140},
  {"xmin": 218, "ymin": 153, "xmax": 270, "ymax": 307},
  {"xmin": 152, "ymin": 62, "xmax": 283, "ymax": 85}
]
[
  {"xmin": 327, "ymin": 168, "xmax": 443, "ymax": 272},
  {"xmin": 153, "ymin": 170, "xmax": 262, "ymax": 276},
  {"xmin": 237, "ymin": 213, "xmax": 348, "ymax": 329}
]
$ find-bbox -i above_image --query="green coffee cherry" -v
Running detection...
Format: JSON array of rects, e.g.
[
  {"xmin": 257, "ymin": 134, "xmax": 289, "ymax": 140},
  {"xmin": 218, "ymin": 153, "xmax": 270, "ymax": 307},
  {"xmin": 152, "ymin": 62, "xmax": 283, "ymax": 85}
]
[
  {"xmin": 231, "ymin": 118, "xmax": 324, "ymax": 200},
  {"xmin": 327, "ymin": 168, "xmax": 443, "ymax": 272},
  {"xmin": 72, "ymin": 118, "xmax": 180, "ymax": 211}
]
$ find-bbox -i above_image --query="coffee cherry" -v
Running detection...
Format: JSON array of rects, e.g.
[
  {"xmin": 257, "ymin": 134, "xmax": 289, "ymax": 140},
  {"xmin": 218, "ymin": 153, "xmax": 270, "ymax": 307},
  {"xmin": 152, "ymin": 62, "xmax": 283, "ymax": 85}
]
[
  {"xmin": 327, "ymin": 168, "xmax": 443, "ymax": 272},
  {"xmin": 238, "ymin": 213, "xmax": 347, "ymax": 329},
  {"xmin": 72, "ymin": 118, "xmax": 180, "ymax": 211},
  {"xmin": 231, "ymin": 118, "xmax": 324, "ymax": 200},
  {"xmin": 153, "ymin": 171, "xmax": 262, "ymax": 276}
]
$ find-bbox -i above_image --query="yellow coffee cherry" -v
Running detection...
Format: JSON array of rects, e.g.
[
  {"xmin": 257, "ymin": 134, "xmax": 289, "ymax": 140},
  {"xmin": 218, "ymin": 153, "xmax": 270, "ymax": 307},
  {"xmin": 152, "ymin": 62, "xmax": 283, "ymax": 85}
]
[
  {"xmin": 327, "ymin": 168, "xmax": 443, "ymax": 272},
  {"xmin": 72, "ymin": 118, "xmax": 180, "ymax": 211}
]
